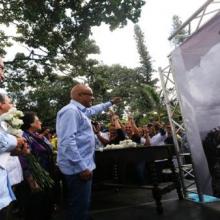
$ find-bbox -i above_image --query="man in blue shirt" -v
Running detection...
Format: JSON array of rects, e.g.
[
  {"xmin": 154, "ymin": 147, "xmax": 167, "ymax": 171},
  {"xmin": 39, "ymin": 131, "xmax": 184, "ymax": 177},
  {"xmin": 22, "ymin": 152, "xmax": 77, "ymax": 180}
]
[{"xmin": 56, "ymin": 84, "xmax": 121, "ymax": 220}]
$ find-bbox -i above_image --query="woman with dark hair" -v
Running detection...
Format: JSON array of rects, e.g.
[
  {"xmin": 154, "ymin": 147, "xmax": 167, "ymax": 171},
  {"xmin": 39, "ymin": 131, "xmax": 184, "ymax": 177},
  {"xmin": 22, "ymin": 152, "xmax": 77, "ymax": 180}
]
[
  {"xmin": 17, "ymin": 112, "xmax": 54, "ymax": 220},
  {"xmin": 21, "ymin": 112, "xmax": 54, "ymax": 177}
]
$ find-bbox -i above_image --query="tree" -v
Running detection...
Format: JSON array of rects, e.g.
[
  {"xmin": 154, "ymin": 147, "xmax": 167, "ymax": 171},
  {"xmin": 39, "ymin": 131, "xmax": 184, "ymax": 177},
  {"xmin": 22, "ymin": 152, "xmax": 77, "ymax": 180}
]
[
  {"xmin": 170, "ymin": 15, "xmax": 188, "ymax": 45},
  {"xmin": 134, "ymin": 24, "xmax": 156, "ymax": 86},
  {"xmin": 6, "ymin": 69, "xmax": 78, "ymax": 127},
  {"xmin": 133, "ymin": 24, "xmax": 163, "ymax": 123},
  {"xmin": 0, "ymin": 0, "xmax": 145, "ymax": 74},
  {"xmin": 85, "ymin": 64, "xmax": 162, "ymax": 125},
  {"xmin": 0, "ymin": 0, "xmax": 146, "ymax": 126}
]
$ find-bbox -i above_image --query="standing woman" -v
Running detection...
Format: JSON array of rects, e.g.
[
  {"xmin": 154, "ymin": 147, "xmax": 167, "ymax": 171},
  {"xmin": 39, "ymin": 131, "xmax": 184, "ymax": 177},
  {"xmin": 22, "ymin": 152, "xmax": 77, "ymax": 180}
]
[{"xmin": 18, "ymin": 112, "xmax": 54, "ymax": 220}]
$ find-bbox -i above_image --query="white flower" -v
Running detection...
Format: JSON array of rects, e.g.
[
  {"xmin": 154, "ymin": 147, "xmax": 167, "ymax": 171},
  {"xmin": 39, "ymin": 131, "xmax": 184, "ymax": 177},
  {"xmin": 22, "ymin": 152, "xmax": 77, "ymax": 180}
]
[
  {"xmin": 7, "ymin": 127, "xmax": 23, "ymax": 137},
  {"xmin": 11, "ymin": 118, "xmax": 23, "ymax": 127},
  {"xmin": 0, "ymin": 107, "xmax": 24, "ymax": 137},
  {"xmin": 0, "ymin": 113, "xmax": 13, "ymax": 121},
  {"xmin": 15, "ymin": 110, "xmax": 24, "ymax": 118},
  {"xmin": 8, "ymin": 107, "xmax": 17, "ymax": 113},
  {"xmin": 9, "ymin": 108, "xmax": 24, "ymax": 117},
  {"xmin": 103, "ymin": 139, "xmax": 137, "ymax": 151}
]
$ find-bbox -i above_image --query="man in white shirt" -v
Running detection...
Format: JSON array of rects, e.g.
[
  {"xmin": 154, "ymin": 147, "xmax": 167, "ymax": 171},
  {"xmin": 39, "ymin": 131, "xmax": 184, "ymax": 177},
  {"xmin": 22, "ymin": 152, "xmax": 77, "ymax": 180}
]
[
  {"xmin": 0, "ymin": 57, "xmax": 27, "ymax": 220},
  {"xmin": 146, "ymin": 123, "xmax": 167, "ymax": 146}
]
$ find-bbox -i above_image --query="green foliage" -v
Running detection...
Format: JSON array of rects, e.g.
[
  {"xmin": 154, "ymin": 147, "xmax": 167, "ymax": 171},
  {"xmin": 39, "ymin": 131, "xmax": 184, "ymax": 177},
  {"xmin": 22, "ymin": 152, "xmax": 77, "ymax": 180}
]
[
  {"xmin": 0, "ymin": 30, "xmax": 12, "ymax": 55},
  {"xmin": 85, "ymin": 64, "xmax": 167, "ymax": 125},
  {"xmin": 0, "ymin": 0, "xmax": 145, "ymax": 127},
  {"xmin": 132, "ymin": 24, "xmax": 165, "ymax": 122},
  {"xmin": 5, "ymin": 69, "xmax": 78, "ymax": 127},
  {"xmin": 134, "ymin": 24, "xmax": 156, "ymax": 86},
  {"xmin": 170, "ymin": 15, "xmax": 188, "ymax": 45},
  {"xmin": 0, "ymin": 0, "xmax": 145, "ymax": 64}
]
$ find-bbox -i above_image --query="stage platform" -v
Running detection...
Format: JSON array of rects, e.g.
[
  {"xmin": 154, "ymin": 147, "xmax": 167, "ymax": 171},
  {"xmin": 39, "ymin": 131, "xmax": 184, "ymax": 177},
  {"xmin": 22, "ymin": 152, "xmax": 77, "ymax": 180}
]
[
  {"xmin": 51, "ymin": 187, "xmax": 220, "ymax": 220},
  {"xmin": 90, "ymin": 188, "xmax": 220, "ymax": 220}
]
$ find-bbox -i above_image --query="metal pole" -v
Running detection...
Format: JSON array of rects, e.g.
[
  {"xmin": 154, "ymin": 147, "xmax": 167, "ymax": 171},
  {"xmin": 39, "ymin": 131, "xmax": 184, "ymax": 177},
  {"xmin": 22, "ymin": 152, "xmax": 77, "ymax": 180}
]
[
  {"xmin": 168, "ymin": 0, "xmax": 214, "ymax": 41},
  {"xmin": 161, "ymin": 0, "xmax": 220, "ymax": 203},
  {"xmin": 168, "ymin": 62, "xmax": 204, "ymax": 202},
  {"xmin": 159, "ymin": 67, "xmax": 187, "ymax": 197}
]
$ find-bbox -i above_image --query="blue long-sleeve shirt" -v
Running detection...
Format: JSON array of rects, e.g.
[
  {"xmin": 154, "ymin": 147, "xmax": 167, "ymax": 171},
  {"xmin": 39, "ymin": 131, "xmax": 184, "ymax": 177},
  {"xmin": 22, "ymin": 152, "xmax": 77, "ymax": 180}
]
[
  {"xmin": 56, "ymin": 100, "xmax": 112, "ymax": 175},
  {"xmin": 0, "ymin": 129, "xmax": 17, "ymax": 210},
  {"xmin": 0, "ymin": 131, "xmax": 17, "ymax": 154}
]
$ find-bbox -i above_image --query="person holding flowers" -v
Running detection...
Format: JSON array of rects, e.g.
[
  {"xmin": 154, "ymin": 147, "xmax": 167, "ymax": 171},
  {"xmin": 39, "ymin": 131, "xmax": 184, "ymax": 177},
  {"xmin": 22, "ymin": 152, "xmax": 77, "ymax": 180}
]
[
  {"xmin": 0, "ymin": 57, "xmax": 28, "ymax": 220},
  {"xmin": 17, "ymin": 112, "xmax": 54, "ymax": 220}
]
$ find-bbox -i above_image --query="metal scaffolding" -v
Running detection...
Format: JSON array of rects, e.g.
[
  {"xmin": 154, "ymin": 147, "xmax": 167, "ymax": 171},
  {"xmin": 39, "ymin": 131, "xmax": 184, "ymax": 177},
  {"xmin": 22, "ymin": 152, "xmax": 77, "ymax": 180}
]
[{"xmin": 159, "ymin": 0, "xmax": 220, "ymax": 201}]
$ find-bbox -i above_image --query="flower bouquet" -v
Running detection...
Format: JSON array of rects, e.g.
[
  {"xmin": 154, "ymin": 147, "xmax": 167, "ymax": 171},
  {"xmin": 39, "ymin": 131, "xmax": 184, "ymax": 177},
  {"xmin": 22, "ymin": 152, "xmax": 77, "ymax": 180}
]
[
  {"xmin": 0, "ymin": 107, "xmax": 24, "ymax": 137},
  {"xmin": 102, "ymin": 139, "xmax": 137, "ymax": 151},
  {"xmin": 0, "ymin": 107, "xmax": 54, "ymax": 190}
]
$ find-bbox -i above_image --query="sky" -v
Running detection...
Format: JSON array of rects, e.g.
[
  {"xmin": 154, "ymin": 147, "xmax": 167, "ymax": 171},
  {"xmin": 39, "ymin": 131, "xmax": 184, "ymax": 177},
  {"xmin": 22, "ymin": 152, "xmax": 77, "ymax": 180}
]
[
  {"xmin": 4, "ymin": 0, "xmax": 212, "ymax": 72},
  {"xmin": 91, "ymin": 0, "xmax": 207, "ymax": 70}
]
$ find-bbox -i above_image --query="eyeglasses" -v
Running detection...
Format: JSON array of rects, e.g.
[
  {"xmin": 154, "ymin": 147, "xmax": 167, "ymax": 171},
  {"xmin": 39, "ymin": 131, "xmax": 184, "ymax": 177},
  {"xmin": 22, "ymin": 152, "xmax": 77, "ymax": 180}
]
[{"xmin": 80, "ymin": 92, "xmax": 94, "ymax": 97}]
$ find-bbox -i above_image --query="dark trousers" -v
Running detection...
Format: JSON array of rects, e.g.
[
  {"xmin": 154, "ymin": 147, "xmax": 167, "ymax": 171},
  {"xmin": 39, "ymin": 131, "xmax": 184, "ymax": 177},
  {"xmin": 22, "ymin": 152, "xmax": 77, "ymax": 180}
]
[
  {"xmin": 15, "ymin": 182, "xmax": 53, "ymax": 220},
  {"xmin": 0, "ymin": 207, "xmax": 7, "ymax": 220},
  {"xmin": 64, "ymin": 173, "xmax": 92, "ymax": 220}
]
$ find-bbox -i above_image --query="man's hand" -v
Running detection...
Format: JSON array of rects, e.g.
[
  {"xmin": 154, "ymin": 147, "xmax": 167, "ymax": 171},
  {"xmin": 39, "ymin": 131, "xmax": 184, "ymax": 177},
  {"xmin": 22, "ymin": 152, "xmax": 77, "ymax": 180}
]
[
  {"xmin": 128, "ymin": 114, "xmax": 134, "ymax": 121},
  {"xmin": 92, "ymin": 123, "xmax": 100, "ymax": 135},
  {"xmin": 79, "ymin": 169, "xmax": 93, "ymax": 181},
  {"xmin": 110, "ymin": 114, "xmax": 120, "ymax": 126},
  {"xmin": 14, "ymin": 137, "xmax": 30, "ymax": 155},
  {"xmin": 111, "ymin": 97, "xmax": 122, "ymax": 105},
  {"xmin": 112, "ymin": 114, "xmax": 119, "ymax": 122},
  {"xmin": 21, "ymin": 140, "xmax": 31, "ymax": 155},
  {"xmin": 143, "ymin": 127, "xmax": 150, "ymax": 136},
  {"xmin": 16, "ymin": 137, "xmax": 25, "ymax": 146}
]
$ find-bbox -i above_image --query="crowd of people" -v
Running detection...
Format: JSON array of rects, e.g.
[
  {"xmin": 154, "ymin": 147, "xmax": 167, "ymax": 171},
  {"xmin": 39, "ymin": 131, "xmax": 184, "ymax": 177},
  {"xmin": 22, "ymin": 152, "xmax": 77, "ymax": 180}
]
[
  {"xmin": 93, "ymin": 113, "xmax": 175, "ymax": 149},
  {"xmin": 0, "ymin": 57, "xmax": 186, "ymax": 220}
]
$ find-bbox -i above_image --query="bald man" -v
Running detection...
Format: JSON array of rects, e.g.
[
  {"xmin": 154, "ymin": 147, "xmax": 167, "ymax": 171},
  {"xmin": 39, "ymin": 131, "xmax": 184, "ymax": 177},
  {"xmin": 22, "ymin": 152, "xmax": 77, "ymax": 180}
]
[{"xmin": 56, "ymin": 84, "xmax": 121, "ymax": 220}]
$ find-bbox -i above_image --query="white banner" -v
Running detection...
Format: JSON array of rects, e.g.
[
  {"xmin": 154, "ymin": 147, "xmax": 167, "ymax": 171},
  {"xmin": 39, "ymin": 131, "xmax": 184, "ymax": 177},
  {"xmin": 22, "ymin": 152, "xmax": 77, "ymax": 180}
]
[{"xmin": 171, "ymin": 13, "xmax": 220, "ymax": 195}]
